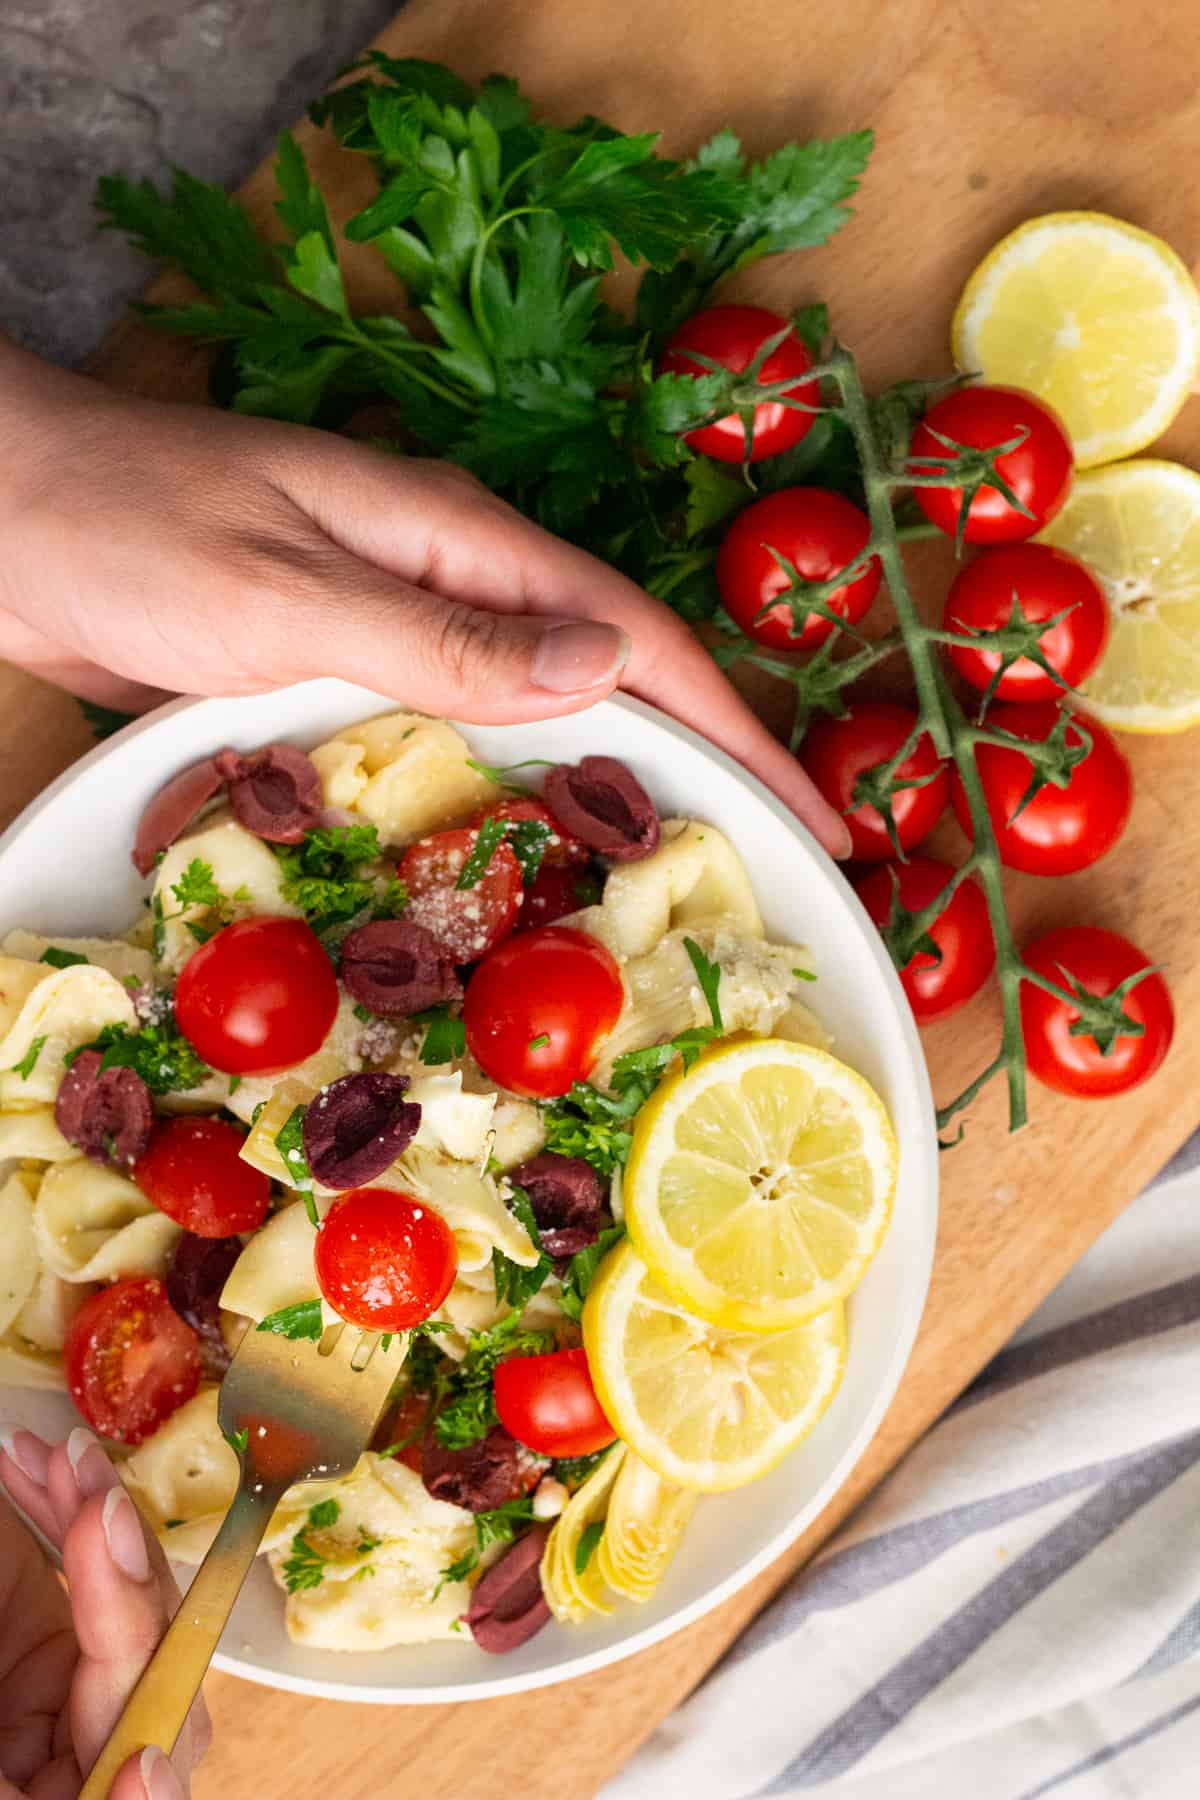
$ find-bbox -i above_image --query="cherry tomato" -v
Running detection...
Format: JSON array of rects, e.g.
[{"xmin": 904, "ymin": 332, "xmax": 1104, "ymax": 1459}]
[
  {"xmin": 855, "ymin": 856, "xmax": 994, "ymax": 1023},
  {"xmin": 134, "ymin": 1116, "xmax": 270, "ymax": 1238},
  {"xmin": 659, "ymin": 305, "xmax": 819, "ymax": 463},
  {"xmin": 372, "ymin": 1389, "xmax": 429, "ymax": 1473},
  {"xmin": 494, "ymin": 1347, "xmax": 617, "ymax": 1457},
  {"xmin": 314, "ymin": 1186, "xmax": 457, "ymax": 1330},
  {"xmin": 800, "ymin": 703, "xmax": 949, "ymax": 861},
  {"xmin": 515, "ymin": 861, "xmax": 598, "ymax": 932},
  {"xmin": 945, "ymin": 543, "xmax": 1110, "ymax": 701},
  {"xmin": 910, "ymin": 385, "xmax": 1073, "ymax": 544},
  {"xmin": 470, "ymin": 796, "xmax": 589, "ymax": 867},
  {"xmin": 464, "ymin": 925, "xmax": 624, "ymax": 1098},
  {"xmin": 400, "ymin": 826, "xmax": 522, "ymax": 963},
  {"xmin": 174, "ymin": 915, "xmax": 338, "ymax": 1077},
  {"xmin": 1020, "ymin": 926, "xmax": 1173, "ymax": 1098},
  {"xmin": 717, "ymin": 487, "xmax": 881, "ymax": 650},
  {"xmin": 64, "ymin": 1276, "xmax": 201, "ymax": 1444},
  {"xmin": 951, "ymin": 702, "xmax": 1131, "ymax": 876}
]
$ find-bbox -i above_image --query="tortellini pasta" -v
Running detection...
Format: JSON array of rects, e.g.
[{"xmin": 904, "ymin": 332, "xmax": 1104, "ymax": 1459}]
[
  {"xmin": 0, "ymin": 963, "xmax": 136, "ymax": 1107},
  {"xmin": 120, "ymin": 1388, "xmax": 242, "ymax": 1564},
  {"xmin": 0, "ymin": 1106, "xmax": 75, "ymax": 1163},
  {"xmin": 220, "ymin": 1200, "xmax": 324, "ymax": 1324},
  {"xmin": 1, "ymin": 929, "xmax": 154, "ymax": 990},
  {"xmin": 573, "ymin": 820, "xmax": 763, "ymax": 959},
  {"xmin": 0, "ymin": 1171, "xmax": 39, "ymax": 1336},
  {"xmin": 309, "ymin": 712, "xmax": 496, "ymax": 847},
  {"xmin": 33, "ymin": 1157, "xmax": 180, "ymax": 1283},
  {"xmin": 151, "ymin": 811, "xmax": 299, "ymax": 971}
]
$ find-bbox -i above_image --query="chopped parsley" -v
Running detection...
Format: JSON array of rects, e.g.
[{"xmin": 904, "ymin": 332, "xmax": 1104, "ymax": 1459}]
[
  {"xmin": 257, "ymin": 1298, "xmax": 323, "ymax": 1341},
  {"xmin": 466, "ymin": 757, "xmax": 555, "ymax": 788},
  {"xmin": 434, "ymin": 1313, "xmax": 555, "ymax": 1450},
  {"xmin": 683, "ymin": 936, "xmax": 724, "ymax": 1030},
  {"xmin": 455, "ymin": 815, "xmax": 508, "ymax": 889},
  {"xmin": 356, "ymin": 1530, "xmax": 381, "ymax": 1555},
  {"xmin": 492, "ymin": 1187, "xmax": 552, "ymax": 1310},
  {"xmin": 275, "ymin": 1104, "xmax": 316, "ymax": 1222},
  {"xmin": 575, "ymin": 1520, "xmax": 605, "ymax": 1574},
  {"xmin": 63, "ymin": 1014, "xmax": 210, "ymax": 1096},
  {"xmin": 353, "ymin": 1002, "xmax": 374, "ymax": 1023},
  {"xmin": 223, "ymin": 1425, "xmax": 249, "ymax": 1456},
  {"xmin": 282, "ymin": 1499, "xmax": 340, "ymax": 1594},
  {"xmin": 39, "ymin": 947, "xmax": 89, "ymax": 969},
  {"xmin": 792, "ymin": 967, "xmax": 817, "ymax": 982},
  {"xmin": 435, "ymin": 1494, "xmax": 538, "ymax": 1593},
  {"xmin": 8, "ymin": 1035, "xmax": 47, "ymax": 1080},
  {"xmin": 228, "ymin": 1074, "xmax": 242, "ymax": 1096},
  {"xmin": 457, "ymin": 813, "xmax": 553, "ymax": 890},
  {"xmin": 150, "ymin": 857, "xmax": 235, "ymax": 957},
  {"xmin": 558, "ymin": 1225, "xmax": 625, "ymax": 1323},
  {"xmin": 413, "ymin": 1004, "xmax": 466, "ymax": 1066},
  {"xmin": 528, "ymin": 1033, "xmax": 550, "ymax": 1051},
  {"xmin": 553, "ymin": 1446, "xmax": 613, "ymax": 1488},
  {"xmin": 273, "ymin": 825, "xmax": 406, "ymax": 938},
  {"xmin": 308, "ymin": 1498, "xmax": 340, "ymax": 1529}
]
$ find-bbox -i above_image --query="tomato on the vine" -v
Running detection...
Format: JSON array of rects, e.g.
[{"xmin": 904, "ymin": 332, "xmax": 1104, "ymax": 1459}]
[
  {"xmin": 134, "ymin": 1116, "xmax": 270, "ymax": 1237},
  {"xmin": 717, "ymin": 487, "xmax": 881, "ymax": 650},
  {"xmin": 400, "ymin": 827, "xmax": 522, "ymax": 963},
  {"xmin": 855, "ymin": 856, "xmax": 994, "ymax": 1023},
  {"xmin": 945, "ymin": 543, "xmax": 1110, "ymax": 701},
  {"xmin": 464, "ymin": 925, "xmax": 624, "ymax": 1098},
  {"xmin": 315, "ymin": 1186, "xmax": 457, "ymax": 1330},
  {"xmin": 494, "ymin": 1347, "xmax": 616, "ymax": 1457},
  {"xmin": 174, "ymin": 915, "xmax": 339, "ymax": 1076},
  {"xmin": 800, "ymin": 703, "xmax": 949, "ymax": 861},
  {"xmin": 1020, "ymin": 926, "xmax": 1173, "ymax": 1098},
  {"xmin": 910, "ymin": 385, "xmax": 1073, "ymax": 544},
  {"xmin": 659, "ymin": 305, "xmax": 819, "ymax": 463},
  {"xmin": 64, "ymin": 1276, "xmax": 201, "ymax": 1444},
  {"xmin": 951, "ymin": 701, "xmax": 1131, "ymax": 876},
  {"xmin": 470, "ymin": 796, "xmax": 589, "ymax": 867}
]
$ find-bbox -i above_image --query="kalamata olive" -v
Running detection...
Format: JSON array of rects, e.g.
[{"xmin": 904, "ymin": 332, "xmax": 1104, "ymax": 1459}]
[
  {"xmin": 421, "ymin": 1424, "xmax": 542, "ymax": 1513},
  {"xmin": 132, "ymin": 756, "xmax": 224, "ymax": 876},
  {"xmin": 165, "ymin": 1233, "xmax": 241, "ymax": 1379},
  {"xmin": 301, "ymin": 1073, "xmax": 421, "ymax": 1189},
  {"xmin": 54, "ymin": 1052, "xmax": 154, "ymax": 1169},
  {"xmin": 339, "ymin": 920, "xmax": 461, "ymax": 1017},
  {"xmin": 509, "ymin": 1153, "xmax": 604, "ymax": 1258},
  {"xmin": 542, "ymin": 757, "xmax": 659, "ymax": 863},
  {"xmin": 213, "ymin": 743, "xmax": 323, "ymax": 843},
  {"xmin": 464, "ymin": 1525, "xmax": 552, "ymax": 1653}
]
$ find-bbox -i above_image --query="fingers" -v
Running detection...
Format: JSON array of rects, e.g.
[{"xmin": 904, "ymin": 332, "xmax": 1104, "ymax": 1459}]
[
  {"xmin": 107, "ymin": 1746, "xmax": 188, "ymax": 1800},
  {"xmin": 0, "ymin": 1427, "xmax": 61, "ymax": 1547}
]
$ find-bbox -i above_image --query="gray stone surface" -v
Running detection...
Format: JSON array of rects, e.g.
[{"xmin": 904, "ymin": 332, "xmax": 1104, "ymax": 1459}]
[{"xmin": 0, "ymin": 0, "xmax": 401, "ymax": 365}]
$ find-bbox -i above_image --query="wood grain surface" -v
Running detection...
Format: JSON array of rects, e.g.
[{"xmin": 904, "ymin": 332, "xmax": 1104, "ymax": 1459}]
[{"xmin": 6, "ymin": 1, "xmax": 1200, "ymax": 1793}]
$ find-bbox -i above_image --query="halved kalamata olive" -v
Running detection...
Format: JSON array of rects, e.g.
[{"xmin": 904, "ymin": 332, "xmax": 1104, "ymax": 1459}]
[
  {"xmin": 464, "ymin": 1525, "xmax": 552, "ymax": 1653},
  {"xmin": 165, "ymin": 1232, "xmax": 241, "ymax": 1379},
  {"xmin": 421, "ymin": 1424, "xmax": 542, "ymax": 1513},
  {"xmin": 54, "ymin": 1051, "xmax": 154, "ymax": 1169},
  {"xmin": 131, "ymin": 756, "xmax": 224, "ymax": 876},
  {"xmin": 509, "ymin": 1152, "xmax": 603, "ymax": 1259},
  {"xmin": 213, "ymin": 743, "xmax": 323, "ymax": 843},
  {"xmin": 301, "ymin": 1072, "xmax": 421, "ymax": 1189},
  {"xmin": 339, "ymin": 920, "xmax": 461, "ymax": 1017},
  {"xmin": 541, "ymin": 757, "xmax": 659, "ymax": 863}
]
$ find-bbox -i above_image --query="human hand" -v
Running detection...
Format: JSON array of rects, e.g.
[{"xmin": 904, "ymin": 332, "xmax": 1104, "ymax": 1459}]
[
  {"xmin": 0, "ymin": 1425, "xmax": 208, "ymax": 1799},
  {"xmin": 0, "ymin": 340, "xmax": 850, "ymax": 857}
]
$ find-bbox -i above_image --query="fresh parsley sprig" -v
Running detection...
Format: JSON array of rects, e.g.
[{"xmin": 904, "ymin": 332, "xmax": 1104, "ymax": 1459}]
[
  {"xmin": 492, "ymin": 1186, "xmax": 552, "ymax": 1308},
  {"xmin": 64, "ymin": 1013, "xmax": 211, "ymax": 1096}
]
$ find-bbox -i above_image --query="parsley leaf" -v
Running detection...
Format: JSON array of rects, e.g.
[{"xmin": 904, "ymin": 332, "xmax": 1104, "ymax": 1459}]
[
  {"xmin": 558, "ymin": 1225, "xmax": 625, "ymax": 1323},
  {"xmin": 455, "ymin": 815, "xmax": 508, "ymax": 889},
  {"xmin": 553, "ymin": 1446, "xmax": 613, "ymax": 1487},
  {"xmin": 683, "ymin": 936, "xmax": 724, "ymax": 1029},
  {"xmin": 459, "ymin": 813, "xmax": 553, "ymax": 891},
  {"xmin": 273, "ymin": 825, "xmax": 404, "ymax": 938},
  {"xmin": 434, "ymin": 1313, "xmax": 555, "ymax": 1450},
  {"xmin": 414, "ymin": 1005, "xmax": 466, "ymax": 1066},
  {"xmin": 282, "ymin": 1499, "xmax": 340, "ymax": 1594},
  {"xmin": 223, "ymin": 1425, "xmax": 249, "ymax": 1456},
  {"xmin": 541, "ymin": 1081, "xmax": 642, "ymax": 1177},
  {"xmin": 492, "ymin": 1186, "xmax": 552, "ymax": 1309},
  {"xmin": 435, "ymin": 1494, "xmax": 538, "ymax": 1593},
  {"xmin": 8, "ymin": 1035, "xmax": 47, "ymax": 1080},
  {"xmin": 275, "ymin": 1105, "xmax": 316, "ymax": 1221},
  {"xmin": 171, "ymin": 857, "xmax": 223, "ymax": 911},
  {"xmin": 575, "ymin": 1520, "xmax": 605, "ymax": 1573},
  {"xmin": 308, "ymin": 1498, "xmax": 341, "ymax": 1529},
  {"xmin": 39, "ymin": 947, "xmax": 89, "ymax": 970},
  {"xmin": 257, "ymin": 1298, "xmax": 323, "ymax": 1341},
  {"xmin": 64, "ymin": 1015, "xmax": 210, "ymax": 1096}
]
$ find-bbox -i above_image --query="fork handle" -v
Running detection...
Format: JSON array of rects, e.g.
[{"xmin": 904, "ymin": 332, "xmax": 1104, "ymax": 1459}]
[{"xmin": 80, "ymin": 1478, "xmax": 286, "ymax": 1798}]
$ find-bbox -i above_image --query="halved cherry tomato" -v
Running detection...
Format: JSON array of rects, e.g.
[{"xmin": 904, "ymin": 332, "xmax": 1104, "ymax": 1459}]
[
  {"xmin": 800, "ymin": 703, "xmax": 949, "ymax": 861},
  {"xmin": 464, "ymin": 926, "xmax": 625, "ymax": 1099},
  {"xmin": 910, "ymin": 385, "xmax": 1073, "ymax": 544},
  {"xmin": 515, "ymin": 861, "xmax": 599, "ymax": 932},
  {"xmin": 945, "ymin": 543, "xmax": 1110, "ymax": 701},
  {"xmin": 400, "ymin": 826, "xmax": 522, "ymax": 963},
  {"xmin": 314, "ymin": 1186, "xmax": 457, "ymax": 1330},
  {"xmin": 494, "ymin": 1347, "xmax": 616, "ymax": 1457},
  {"xmin": 1020, "ymin": 926, "xmax": 1173, "ymax": 1097},
  {"xmin": 470, "ymin": 797, "xmax": 589, "ymax": 867},
  {"xmin": 372, "ymin": 1389, "xmax": 429, "ymax": 1473},
  {"xmin": 855, "ymin": 856, "xmax": 994, "ymax": 1023},
  {"xmin": 174, "ymin": 915, "xmax": 338, "ymax": 1076},
  {"xmin": 951, "ymin": 702, "xmax": 1131, "ymax": 876},
  {"xmin": 64, "ymin": 1276, "xmax": 201, "ymax": 1444},
  {"xmin": 717, "ymin": 487, "xmax": 880, "ymax": 650},
  {"xmin": 659, "ymin": 305, "xmax": 819, "ymax": 463},
  {"xmin": 134, "ymin": 1116, "xmax": 270, "ymax": 1238}
]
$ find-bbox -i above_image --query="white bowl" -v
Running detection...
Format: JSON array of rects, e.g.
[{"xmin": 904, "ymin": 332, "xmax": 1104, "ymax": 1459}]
[{"xmin": 0, "ymin": 680, "xmax": 937, "ymax": 1703}]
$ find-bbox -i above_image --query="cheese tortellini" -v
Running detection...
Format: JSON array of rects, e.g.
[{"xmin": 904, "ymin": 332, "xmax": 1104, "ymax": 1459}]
[{"xmin": 310, "ymin": 712, "xmax": 495, "ymax": 847}]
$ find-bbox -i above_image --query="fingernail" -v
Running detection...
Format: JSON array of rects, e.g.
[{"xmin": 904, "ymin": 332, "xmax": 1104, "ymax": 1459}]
[
  {"xmin": 0, "ymin": 1424, "xmax": 51, "ymax": 1487},
  {"xmin": 531, "ymin": 621, "xmax": 630, "ymax": 694},
  {"xmin": 831, "ymin": 817, "xmax": 855, "ymax": 860},
  {"xmin": 67, "ymin": 1426, "xmax": 120, "ymax": 1500},
  {"xmin": 102, "ymin": 1486, "xmax": 151, "ymax": 1583},
  {"xmin": 140, "ymin": 1745, "xmax": 185, "ymax": 1800}
]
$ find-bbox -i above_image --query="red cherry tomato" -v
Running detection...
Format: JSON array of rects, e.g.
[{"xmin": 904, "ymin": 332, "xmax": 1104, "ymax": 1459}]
[
  {"xmin": 1020, "ymin": 926, "xmax": 1173, "ymax": 1098},
  {"xmin": 951, "ymin": 702, "xmax": 1131, "ymax": 875},
  {"xmin": 133, "ymin": 1116, "xmax": 270, "ymax": 1238},
  {"xmin": 659, "ymin": 305, "xmax": 819, "ymax": 463},
  {"xmin": 800, "ymin": 703, "xmax": 949, "ymax": 861},
  {"xmin": 464, "ymin": 925, "xmax": 625, "ymax": 1098},
  {"xmin": 515, "ymin": 861, "xmax": 598, "ymax": 933},
  {"xmin": 174, "ymin": 915, "xmax": 338, "ymax": 1077},
  {"xmin": 717, "ymin": 487, "xmax": 881, "ymax": 650},
  {"xmin": 471, "ymin": 797, "xmax": 589, "ymax": 867},
  {"xmin": 372, "ymin": 1389, "xmax": 429, "ymax": 1473},
  {"xmin": 494, "ymin": 1347, "xmax": 617, "ymax": 1457},
  {"xmin": 945, "ymin": 543, "xmax": 1110, "ymax": 701},
  {"xmin": 314, "ymin": 1186, "xmax": 457, "ymax": 1330},
  {"xmin": 400, "ymin": 826, "xmax": 522, "ymax": 963},
  {"xmin": 855, "ymin": 855, "xmax": 994, "ymax": 1023},
  {"xmin": 910, "ymin": 385, "xmax": 1073, "ymax": 544},
  {"xmin": 64, "ymin": 1276, "xmax": 201, "ymax": 1445}
]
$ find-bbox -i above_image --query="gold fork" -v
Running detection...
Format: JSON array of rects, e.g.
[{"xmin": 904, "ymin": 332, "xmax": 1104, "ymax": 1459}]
[{"xmin": 80, "ymin": 1320, "xmax": 400, "ymax": 1799}]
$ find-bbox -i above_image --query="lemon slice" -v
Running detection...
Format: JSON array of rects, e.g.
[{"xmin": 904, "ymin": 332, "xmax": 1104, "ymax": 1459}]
[
  {"xmin": 952, "ymin": 212, "xmax": 1200, "ymax": 467},
  {"xmin": 583, "ymin": 1240, "xmax": 845, "ymax": 1490},
  {"xmin": 622, "ymin": 1037, "xmax": 896, "ymax": 1331},
  {"xmin": 1038, "ymin": 459, "xmax": 1200, "ymax": 732}
]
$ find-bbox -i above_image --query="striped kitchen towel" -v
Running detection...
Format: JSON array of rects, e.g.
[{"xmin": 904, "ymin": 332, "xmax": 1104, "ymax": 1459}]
[{"xmin": 604, "ymin": 1146, "xmax": 1200, "ymax": 1800}]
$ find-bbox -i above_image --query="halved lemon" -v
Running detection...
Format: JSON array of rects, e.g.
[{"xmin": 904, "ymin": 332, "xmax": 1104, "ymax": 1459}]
[
  {"xmin": 952, "ymin": 212, "xmax": 1200, "ymax": 467},
  {"xmin": 622, "ymin": 1037, "xmax": 897, "ymax": 1331},
  {"xmin": 583, "ymin": 1240, "xmax": 845, "ymax": 1491},
  {"xmin": 1039, "ymin": 459, "xmax": 1200, "ymax": 733}
]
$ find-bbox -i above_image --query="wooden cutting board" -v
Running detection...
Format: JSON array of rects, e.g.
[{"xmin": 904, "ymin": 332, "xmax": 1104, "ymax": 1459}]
[{"xmin": 5, "ymin": 1, "xmax": 1200, "ymax": 1792}]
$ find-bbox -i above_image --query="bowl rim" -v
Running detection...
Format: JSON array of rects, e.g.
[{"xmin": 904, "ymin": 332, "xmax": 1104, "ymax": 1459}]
[{"xmin": 0, "ymin": 682, "xmax": 938, "ymax": 1703}]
